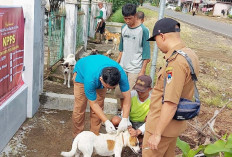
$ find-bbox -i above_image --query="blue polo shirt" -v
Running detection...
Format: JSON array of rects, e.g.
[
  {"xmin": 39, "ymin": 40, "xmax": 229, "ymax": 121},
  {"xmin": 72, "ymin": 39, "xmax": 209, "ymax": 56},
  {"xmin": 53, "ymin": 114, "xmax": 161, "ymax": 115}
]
[{"xmin": 73, "ymin": 55, "xmax": 129, "ymax": 101}]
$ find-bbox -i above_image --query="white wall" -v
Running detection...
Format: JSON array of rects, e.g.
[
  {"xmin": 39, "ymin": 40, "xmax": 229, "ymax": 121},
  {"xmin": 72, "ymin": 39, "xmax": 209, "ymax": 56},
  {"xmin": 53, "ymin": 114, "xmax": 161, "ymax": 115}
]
[
  {"xmin": 0, "ymin": 0, "xmax": 44, "ymax": 117},
  {"xmin": 64, "ymin": 2, "xmax": 78, "ymax": 58},
  {"xmin": 0, "ymin": 0, "xmax": 44, "ymax": 152},
  {"xmin": 0, "ymin": 85, "xmax": 28, "ymax": 152},
  {"xmin": 213, "ymin": 3, "xmax": 232, "ymax": 16},
  {"xmin": 81, "ymin": 0, "xmax": 90, "ymax": 51},
  {"xmin": 89, "ymin": 0, "xmax": 98, "ymax": 38}
]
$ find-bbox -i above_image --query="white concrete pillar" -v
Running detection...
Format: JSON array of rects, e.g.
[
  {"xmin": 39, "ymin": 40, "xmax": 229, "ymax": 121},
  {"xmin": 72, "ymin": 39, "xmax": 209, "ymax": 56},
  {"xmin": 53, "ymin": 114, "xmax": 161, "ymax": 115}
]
[
  {"xmin": 39, "ymin": 0, "xmax": 46, "ymax": 94},
  {"xmin": 24, "ymin": 0, "xmax": 44, "ymax": 117},
  {"xmin": 81, "ymin": 0, "xmax": 90, "ymax": 51},
  {"xmin": 103, "ymin": 1, "xmax": 107, "ymax": 19},
  {"xmin": 63, "ymin": 0, "xmax": 79, "ymax": 58},
  {"xmin": 89, "ymin": 0, "xmax": 98, "ymax": 38},
  {"xmin": 0, "ymin": 0, "xmax": 44, "ymax": 116},
  {"xmin": 177, "ymin": 0, "xmax": 181, "ymax": 7},
  {"xmin": 106, "ymin": 2, "xmax": 113, "ymax": 19},
  {"xmin": 0, "ymin": 0, "xmax": 44, "ymax": 151},
  {"xmin": 103, "ymin": 1, "xmax": 107, "ymax": 9}
]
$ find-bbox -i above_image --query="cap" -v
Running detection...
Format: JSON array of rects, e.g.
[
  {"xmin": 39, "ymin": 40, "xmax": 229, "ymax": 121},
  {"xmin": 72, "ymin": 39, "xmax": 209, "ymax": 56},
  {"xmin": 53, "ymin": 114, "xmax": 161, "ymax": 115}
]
[
  {"xmin": 147, "ymin": 18, "xmax": 180, "ymax": 41},
  {"xmin": 133, "ymin": 75, "xmax": 152, "ymax": 92}
]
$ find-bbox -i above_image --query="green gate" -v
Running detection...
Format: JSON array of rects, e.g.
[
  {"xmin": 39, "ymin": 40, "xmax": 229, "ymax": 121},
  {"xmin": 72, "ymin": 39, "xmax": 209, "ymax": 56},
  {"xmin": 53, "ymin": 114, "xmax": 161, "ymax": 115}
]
[
  {"xmin": 47, "ymin": 11, "xmax": 65, "ymax": 70},
  {"xmin": 76, "ymin": 10, "xmax": 85, "ymax": 48}
]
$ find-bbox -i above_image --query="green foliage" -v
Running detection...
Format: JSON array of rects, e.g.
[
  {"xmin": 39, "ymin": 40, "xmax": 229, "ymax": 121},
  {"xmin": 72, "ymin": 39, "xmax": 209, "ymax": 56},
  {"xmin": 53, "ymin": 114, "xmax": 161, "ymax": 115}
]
[
  {"xmin": 108, "ymin": 7, "xmax": 155, "ymax": 23},
  {"xmin": 205, "ymin": 10, "xmax": 213, "ymax": 16},
  {"xmin": 176, "ymin": 138, "xmax": 204, "ymax": 157},
  {"xmin": 111, "ymin": 0, "xmax": 140, "ymax": 13},
  {"xmin": 177, "ymin": 134, "xmax": 232, "ymax": 157},
  {"xmin": 108, "ymin": 8, "xmax": 124, "ymax": 23},
  {"xmin": 175, "ymin": 6, "xmax": 181, "ymax": 12},
  {"xmin": 151, "ymin": 0, "xmax": 159, "ymax": 7},
  {"xmin": 204, "ymin": 134, "xmax": 232, "ymax": 156},
  {"xmin": 137, "ymin": 7, "xmax": 157, "ymax": 18},
  {"xmin": 228, "ymin": 15, "xmax": 232, "ymax": 19}
]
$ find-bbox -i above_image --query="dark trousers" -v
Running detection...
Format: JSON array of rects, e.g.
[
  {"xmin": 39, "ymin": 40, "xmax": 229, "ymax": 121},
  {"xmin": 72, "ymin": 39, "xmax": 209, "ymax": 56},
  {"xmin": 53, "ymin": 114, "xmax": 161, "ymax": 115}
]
[{"xmin": 96, "ymin": 21, "xmax": 105, "ymax": 34}]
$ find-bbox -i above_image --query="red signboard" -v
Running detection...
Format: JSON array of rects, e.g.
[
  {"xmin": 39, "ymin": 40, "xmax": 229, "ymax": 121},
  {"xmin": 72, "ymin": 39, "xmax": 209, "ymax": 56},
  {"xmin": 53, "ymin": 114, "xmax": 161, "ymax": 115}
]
[{"xmin": 0, "ymin": 7, "xmax": 24, "ymax": 105}]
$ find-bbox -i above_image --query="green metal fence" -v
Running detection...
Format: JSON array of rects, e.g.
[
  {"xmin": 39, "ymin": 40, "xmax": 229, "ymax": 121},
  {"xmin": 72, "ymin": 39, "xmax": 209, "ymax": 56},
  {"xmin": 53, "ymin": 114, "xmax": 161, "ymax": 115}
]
[
  {"xmin": 76, "ymin": 10, "xmax": 85, "ymax": 49},
  {"xmin": 47, "ymin": 11, "xmax": 65, "ymax": 69}
]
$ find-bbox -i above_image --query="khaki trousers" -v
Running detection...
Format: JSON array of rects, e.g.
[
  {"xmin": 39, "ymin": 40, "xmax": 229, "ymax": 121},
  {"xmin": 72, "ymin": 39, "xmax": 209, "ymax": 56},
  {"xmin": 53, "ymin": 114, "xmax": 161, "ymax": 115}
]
[
  {"xmin": 72, "ymin": 82, "xmax": 107, "ymax": 138},
  {"xmin": 142, "ymin": 131, "xmax": 177, "ymax": 157}
]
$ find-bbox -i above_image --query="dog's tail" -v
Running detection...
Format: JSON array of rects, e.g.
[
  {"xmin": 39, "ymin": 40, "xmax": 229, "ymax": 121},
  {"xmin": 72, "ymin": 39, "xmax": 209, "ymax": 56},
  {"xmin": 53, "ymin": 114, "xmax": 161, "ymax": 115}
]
[{"xmin": 61, "ymin": 136, "xmax": 79, "ymax": 156}]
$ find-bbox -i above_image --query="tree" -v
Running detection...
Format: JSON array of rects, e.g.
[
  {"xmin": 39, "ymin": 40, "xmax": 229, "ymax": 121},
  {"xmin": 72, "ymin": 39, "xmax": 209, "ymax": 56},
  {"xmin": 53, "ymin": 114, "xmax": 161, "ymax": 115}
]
[{"xmin": 49, "ymin": 0, "xmax": 64, "ymax": 12}]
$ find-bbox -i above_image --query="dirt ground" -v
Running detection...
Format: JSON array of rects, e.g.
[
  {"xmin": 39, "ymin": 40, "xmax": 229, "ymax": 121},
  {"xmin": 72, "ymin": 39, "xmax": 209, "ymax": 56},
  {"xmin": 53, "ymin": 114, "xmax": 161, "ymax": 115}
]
[{"xmin": 1, "ymin": 7, "xmax": 232, "ymax": 157}]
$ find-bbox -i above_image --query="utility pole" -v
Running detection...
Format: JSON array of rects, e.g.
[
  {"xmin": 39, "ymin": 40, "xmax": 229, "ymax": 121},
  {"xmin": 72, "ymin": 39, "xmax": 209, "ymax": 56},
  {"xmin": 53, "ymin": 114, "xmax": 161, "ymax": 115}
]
[{"xmin": 150, "ymin": 0, "xmax": 166, "ymax": 86}]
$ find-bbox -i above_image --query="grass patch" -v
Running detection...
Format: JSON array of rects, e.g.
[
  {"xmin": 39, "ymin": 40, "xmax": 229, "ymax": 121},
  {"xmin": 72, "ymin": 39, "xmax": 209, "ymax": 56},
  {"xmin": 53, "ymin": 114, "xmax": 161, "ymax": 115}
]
[
  {"xmin": 108, "ymin": 6, "xmax": 158, "ymax": 23},
  {"xmin": 215, "ymin": 43, "xmax": 232, "ymax": 54},
  {"xmin": 204, "ymin": 95, "xmax": 227, "ymax": 107},
  {"xmin": 200, "ymin": 80, "xmax": 218, "ymax": 93},
  {"xmin": 137, "ymin": 7, "xmax": 158, "ymax": 18},
  {"xmin": 107, "ymin": 8, "xmax": 124, "ymax": 23}
]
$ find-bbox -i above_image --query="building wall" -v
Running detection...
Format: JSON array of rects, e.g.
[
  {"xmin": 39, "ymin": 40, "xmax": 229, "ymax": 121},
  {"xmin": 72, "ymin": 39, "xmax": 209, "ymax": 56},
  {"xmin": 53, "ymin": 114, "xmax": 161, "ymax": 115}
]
[
  {"xmin": 0, "ymin": 0, "xmax": 44, "ymax": 152},
  {"xmin": 0, "ymin": 85, "xmax": 28, "ymax": 152},
  {"xmin": 213, "ymin": 3, "xmax": 232, "ymax": 16}
]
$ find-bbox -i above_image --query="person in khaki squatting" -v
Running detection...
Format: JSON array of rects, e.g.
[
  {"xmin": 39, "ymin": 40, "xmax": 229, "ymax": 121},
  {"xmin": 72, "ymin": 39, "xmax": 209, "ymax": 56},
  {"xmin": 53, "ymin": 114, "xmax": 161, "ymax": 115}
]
[
  {"xmin": 72, "ymin": 55, "xmax": 131, "ymax": 139},
  {"xmin": 143, "ymin": 18, "xmax": 200, "ymax": 157}
]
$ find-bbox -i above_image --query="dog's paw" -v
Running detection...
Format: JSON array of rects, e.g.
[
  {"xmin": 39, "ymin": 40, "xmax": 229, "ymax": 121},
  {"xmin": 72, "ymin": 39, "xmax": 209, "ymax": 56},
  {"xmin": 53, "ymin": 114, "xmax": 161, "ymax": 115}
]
[
  {"xmin": 68, "ymin": 85, "xmax": 70, "ymax": 88},
  {"xmin": 63, "ymin": 82, "xmax": 66, "ymax": 85}
]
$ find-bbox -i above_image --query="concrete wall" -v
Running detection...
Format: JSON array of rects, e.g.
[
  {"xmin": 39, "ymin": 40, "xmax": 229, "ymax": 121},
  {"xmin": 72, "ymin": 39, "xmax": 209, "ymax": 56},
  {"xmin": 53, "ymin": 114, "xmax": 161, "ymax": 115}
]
[
  {"xmin": 89, "ymin": 0, "xmax": 98, "ymax": 38},
  {"xmin": 0, "ymin": 0, "xmax": 44, "ymax": 152},
  {"xmin": 4, "ymin": 0, "xmax": 44, "ymax": 118},
  {"xmin": 0, "ymin": 85, "xmax": 28, "ymax": 152},
  {"xmin": 64, "ymin": 2, "xmax": 78, "ymax": 58},
  {"xmin": 105, "ymin": 22, "xmax": 123, "ymax": 33},
  {"xmin": 81, "ymin": 0, "xmax": 90, "ymax": 51},
  {"xmin": 213, "ymin": 3, "xmax": 232, "ymax": 16}
]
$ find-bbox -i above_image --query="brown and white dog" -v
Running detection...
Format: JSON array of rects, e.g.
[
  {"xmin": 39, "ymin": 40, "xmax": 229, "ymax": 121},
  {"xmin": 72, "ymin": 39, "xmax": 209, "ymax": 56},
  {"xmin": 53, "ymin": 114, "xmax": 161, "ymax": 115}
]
[
  {"xmin": 61, "ymin": 54, "xmax": 76, "ymax": 88},
  {"xmin": 61, "ymin": 130, "xmax": 141, "ymax": 157},
  {"xmin": 104, "ymin": 29, "xmax": 120, "ymax": 50},
  {"xmin": 90, "ymin": 49, "xmax": 99, "ymax": 55}
]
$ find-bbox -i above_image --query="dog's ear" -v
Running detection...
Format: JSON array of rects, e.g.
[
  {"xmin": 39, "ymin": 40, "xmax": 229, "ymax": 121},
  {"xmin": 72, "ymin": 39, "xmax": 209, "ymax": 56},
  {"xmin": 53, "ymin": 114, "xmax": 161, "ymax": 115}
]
[{"xmin": 63, "ymin": 62, "xmax": 69, "ymax": 67}]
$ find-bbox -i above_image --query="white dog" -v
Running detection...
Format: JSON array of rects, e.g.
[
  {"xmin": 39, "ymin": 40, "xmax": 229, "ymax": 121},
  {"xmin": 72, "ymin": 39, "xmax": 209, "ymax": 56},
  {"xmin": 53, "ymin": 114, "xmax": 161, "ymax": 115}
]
[
  {"xmin": 61, "ymin": 54, "xmax": 76, "ymax": 88},
  {"xmin": 61, "ymin": 130, "xmax": 141, "ymax": 157}
]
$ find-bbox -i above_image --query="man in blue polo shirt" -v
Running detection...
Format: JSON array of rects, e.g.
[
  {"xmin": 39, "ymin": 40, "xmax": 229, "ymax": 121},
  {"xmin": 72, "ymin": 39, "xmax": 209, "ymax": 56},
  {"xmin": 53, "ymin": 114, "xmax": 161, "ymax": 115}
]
[{"xmin": 72, "ymin": 55, "xmax": 131, "ymax": 138}]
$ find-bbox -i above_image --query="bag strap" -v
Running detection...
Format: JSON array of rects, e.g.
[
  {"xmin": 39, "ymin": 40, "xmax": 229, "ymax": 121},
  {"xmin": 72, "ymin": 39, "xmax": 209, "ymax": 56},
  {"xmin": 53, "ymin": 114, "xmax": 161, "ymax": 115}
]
[{"xmin": 162, "ymin": 50, "xmax": 200, "ymax": 104}]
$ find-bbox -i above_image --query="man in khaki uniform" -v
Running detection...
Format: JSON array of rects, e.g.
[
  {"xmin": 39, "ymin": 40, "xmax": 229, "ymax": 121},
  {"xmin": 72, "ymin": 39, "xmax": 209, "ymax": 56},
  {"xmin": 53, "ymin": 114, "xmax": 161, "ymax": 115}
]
[{"xmin": 143, "ymin": 18, "xmax": 200, "ymax": 157}]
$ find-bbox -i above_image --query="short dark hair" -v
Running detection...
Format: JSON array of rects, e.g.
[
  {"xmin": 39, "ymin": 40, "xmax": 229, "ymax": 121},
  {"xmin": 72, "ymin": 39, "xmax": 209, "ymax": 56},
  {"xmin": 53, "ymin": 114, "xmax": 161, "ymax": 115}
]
[
  {"xmin": 136, "ymin": 11, "xmax": 144, "ymax": 20},
  {"xmin": 122, "ymin": 3, "xmax": 137, "ymax": 17},
  {"xmin": 101, "ymin": 67, "xmax": 121, "ymax": 86}
]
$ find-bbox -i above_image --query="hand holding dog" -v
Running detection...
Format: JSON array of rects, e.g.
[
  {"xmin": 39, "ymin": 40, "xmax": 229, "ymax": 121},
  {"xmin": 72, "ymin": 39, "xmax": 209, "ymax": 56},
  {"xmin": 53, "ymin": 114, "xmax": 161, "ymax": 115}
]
[
  {"xmin": 128, "ymin": 127, "xmax": 142, "ymax": 137},
  {"xmin": 104, "ymin": 120, "xmax": 117, "ymax": 134},
  {"xmin": 118, "ymin": 118, "xmax": 128, "ymax": 133}
]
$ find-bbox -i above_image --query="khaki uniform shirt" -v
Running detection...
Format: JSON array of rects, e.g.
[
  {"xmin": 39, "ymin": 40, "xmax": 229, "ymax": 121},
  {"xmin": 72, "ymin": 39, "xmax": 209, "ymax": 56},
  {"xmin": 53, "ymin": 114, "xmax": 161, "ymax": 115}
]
[{"xmin": 146, "ymin": 43, "xmax": 199, "ymax": 137}]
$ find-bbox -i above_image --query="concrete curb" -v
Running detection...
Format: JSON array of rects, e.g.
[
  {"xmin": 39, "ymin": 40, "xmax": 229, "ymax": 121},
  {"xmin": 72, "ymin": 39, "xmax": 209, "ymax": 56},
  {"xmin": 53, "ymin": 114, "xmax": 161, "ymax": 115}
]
[
  {"xmin": 40, "ymin": 92, "xmax": 118, "ymax": 115},
  {"xmin": 106, "ymin": 22, "xmax": 123, "ymax": 33}
]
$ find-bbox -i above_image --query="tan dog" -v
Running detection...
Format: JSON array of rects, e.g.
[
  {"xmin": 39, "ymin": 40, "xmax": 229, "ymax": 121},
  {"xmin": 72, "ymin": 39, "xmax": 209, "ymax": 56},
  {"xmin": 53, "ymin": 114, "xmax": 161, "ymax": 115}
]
[
  {"xmin": 112, "ymin": 35, "xmax": 120, "ymax": 50},
  {"xmin": 61, "ymin": 130, "xmax": 141, "ymax": 157},
  {"xmin": 104, "ymin": 29, "xmax": 120, "ymax": 50}
]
